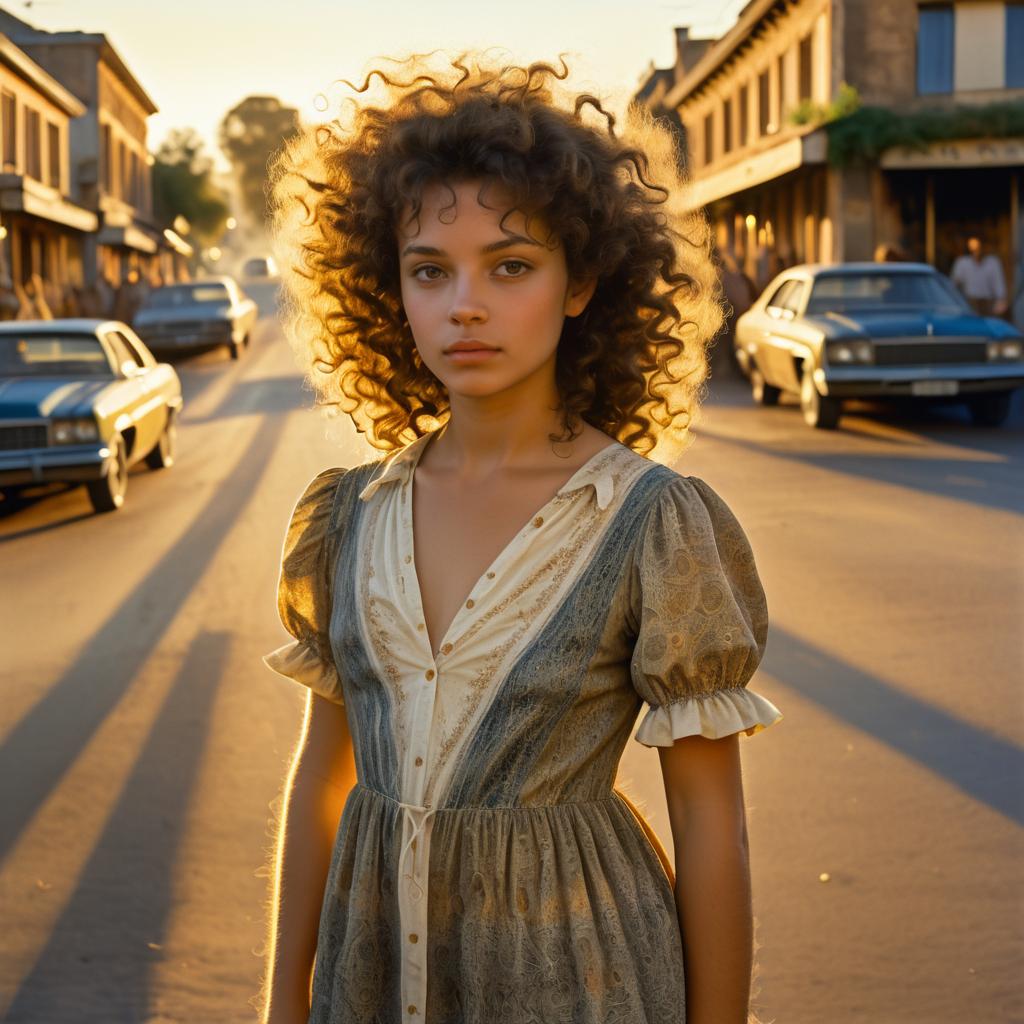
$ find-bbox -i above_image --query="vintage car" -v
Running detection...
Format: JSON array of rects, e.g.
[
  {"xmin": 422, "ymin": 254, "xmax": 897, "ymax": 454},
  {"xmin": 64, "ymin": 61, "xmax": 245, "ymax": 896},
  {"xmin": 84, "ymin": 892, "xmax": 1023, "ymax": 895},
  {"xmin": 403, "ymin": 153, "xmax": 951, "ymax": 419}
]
[
  {"xmin": 132, "ymin": 276, "xmax": 258, "ymax": 360},
  {"xmin": 0, "ymin": 319, "xmax": 183, "ymax": 513},
  {"xmin": 733, "ymin": 262, "xmax": 1024, "ymax": 429}
]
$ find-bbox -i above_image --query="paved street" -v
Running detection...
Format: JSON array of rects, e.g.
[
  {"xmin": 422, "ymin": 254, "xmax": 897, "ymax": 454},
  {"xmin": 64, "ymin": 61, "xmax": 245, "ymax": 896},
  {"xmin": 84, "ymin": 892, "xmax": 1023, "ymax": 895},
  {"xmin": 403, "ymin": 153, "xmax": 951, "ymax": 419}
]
[{"xmin": 1, "ymin": 310, "xmax": 1021, "ymax": 1024}]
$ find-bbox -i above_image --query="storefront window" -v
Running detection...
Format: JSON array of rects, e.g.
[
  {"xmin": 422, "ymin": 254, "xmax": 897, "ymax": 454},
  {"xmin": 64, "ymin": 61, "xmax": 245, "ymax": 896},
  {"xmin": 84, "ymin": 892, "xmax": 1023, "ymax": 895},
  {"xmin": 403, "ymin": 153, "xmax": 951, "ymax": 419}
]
[{"xmin": 917, "ymin": 5, "xmax": 954, "ymax": 94}]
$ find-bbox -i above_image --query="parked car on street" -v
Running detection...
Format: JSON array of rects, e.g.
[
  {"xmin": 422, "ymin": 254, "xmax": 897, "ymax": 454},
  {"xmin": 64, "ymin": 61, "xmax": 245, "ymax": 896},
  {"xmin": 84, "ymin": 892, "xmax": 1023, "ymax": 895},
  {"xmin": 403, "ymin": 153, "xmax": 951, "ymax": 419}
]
[
  {"xmin": 132, "ymin": 277, "xmax": 258, "ymax": 361},
  {"xmin": 241, "ymin": 254, "xmax": 278, "ymax": 280},
  {"xmin": 0, "ymin": 320, "xmax": 183, "ymax": 513},
  {"xmin": 733, "ymin": 262, "xmax": 1024, "ymax": 429}
]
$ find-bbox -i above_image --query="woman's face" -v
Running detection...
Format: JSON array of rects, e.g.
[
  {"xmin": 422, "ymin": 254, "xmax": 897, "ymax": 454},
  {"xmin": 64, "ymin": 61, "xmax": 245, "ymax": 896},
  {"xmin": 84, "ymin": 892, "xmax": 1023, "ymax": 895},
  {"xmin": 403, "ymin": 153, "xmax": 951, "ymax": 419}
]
[{"xmin": 397, "ymin": 180, "xmax": 594, "ymax": 401}]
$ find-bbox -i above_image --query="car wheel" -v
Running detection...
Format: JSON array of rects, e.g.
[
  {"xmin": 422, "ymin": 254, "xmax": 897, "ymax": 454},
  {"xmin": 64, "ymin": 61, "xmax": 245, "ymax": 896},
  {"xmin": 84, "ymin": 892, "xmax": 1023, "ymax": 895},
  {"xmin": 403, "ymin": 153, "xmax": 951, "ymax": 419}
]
[
  {"xmin": 145, "ymin": 413, "xmax": 177, "ymax": 469},
  {"xmin": 750, "ymin": 367, "xmax": 781, "ymax": 406},
  {"xmin": 967, "ymin": 391, "xmax": 1013, "ymax": 427},
  {"xmin": 86, "ymin": 433, "xmax": 128, "ymax": 513},
  {"xmin": 800, "ymin": 364, "xmax": 841, "ymax": 429}
]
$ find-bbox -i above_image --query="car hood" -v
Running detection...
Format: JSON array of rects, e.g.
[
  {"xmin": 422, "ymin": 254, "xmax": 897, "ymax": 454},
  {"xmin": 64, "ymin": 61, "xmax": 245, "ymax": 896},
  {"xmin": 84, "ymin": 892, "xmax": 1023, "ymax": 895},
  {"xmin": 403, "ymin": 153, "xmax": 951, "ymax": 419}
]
[
  {"xmin": 807, "ymin": 309, "xmax": 1007, "ymax": 340},
  {"xmin": 0, "ymin": 377, "xmax": 114, "ymax": 419}
]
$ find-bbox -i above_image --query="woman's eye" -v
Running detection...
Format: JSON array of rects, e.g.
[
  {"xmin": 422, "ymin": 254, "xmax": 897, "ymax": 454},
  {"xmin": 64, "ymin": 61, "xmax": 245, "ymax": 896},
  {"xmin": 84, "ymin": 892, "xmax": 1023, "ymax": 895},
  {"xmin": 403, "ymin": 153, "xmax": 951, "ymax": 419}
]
[
  {"xmin": 413, "ymin": 265, "xmax": 445, "ymax": 281},
  {"xmin": 497, "ymin": 260, "xmax": 530, "ymax": 277}
]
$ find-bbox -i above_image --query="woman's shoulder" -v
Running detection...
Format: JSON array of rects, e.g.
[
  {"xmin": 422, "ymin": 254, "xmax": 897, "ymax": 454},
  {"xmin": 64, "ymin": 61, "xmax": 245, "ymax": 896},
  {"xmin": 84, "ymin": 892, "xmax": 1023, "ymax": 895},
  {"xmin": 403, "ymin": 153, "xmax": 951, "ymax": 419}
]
[
  {"xmin": 282, "ymin": 459, "xmax": 385, "ymax": 539},
  {"xmin": 620, "ymin": 456, "xmax": 753, "ymax": 545}
]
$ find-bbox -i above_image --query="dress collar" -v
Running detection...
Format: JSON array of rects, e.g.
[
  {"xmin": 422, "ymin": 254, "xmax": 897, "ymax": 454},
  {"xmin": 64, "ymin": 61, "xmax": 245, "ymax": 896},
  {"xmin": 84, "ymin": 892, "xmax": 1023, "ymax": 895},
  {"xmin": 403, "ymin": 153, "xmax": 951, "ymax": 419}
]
[{"xmin": 357, "ymin": 428, "xmax": 622, "ymax": 511}]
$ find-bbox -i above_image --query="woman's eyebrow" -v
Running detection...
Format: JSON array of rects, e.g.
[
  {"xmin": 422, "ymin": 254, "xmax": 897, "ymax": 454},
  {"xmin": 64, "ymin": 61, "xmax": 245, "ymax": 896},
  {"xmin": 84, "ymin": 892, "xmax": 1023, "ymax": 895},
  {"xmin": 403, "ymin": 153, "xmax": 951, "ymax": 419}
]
[{"xmin": 400, "ymin": 234, "xmax": 544, "ymax": 258}]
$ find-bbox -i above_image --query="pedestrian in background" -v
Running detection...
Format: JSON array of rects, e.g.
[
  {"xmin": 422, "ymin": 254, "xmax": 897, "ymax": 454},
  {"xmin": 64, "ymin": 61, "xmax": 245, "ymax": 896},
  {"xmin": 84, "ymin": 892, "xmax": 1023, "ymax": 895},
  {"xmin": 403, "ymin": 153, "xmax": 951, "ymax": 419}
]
[
  {"xmin": 261, "ymin": 54, "xmax": 783, "ymax": 1024},
  {"xmin": 951, "ymin": 235, "xmax": 1008, "ymax": 316}
]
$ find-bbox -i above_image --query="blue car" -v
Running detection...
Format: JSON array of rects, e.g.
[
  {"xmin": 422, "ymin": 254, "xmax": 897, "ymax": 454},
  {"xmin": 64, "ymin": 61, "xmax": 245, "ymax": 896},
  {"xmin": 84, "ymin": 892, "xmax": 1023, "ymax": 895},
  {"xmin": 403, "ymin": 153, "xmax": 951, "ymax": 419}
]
[
  {"xmin": 733, "ymin": 262, "xmax": 1024, "ymax": 429},
  {"xmin": 0, "ymin": 319, "xmax": 183, "ymax": 513}
]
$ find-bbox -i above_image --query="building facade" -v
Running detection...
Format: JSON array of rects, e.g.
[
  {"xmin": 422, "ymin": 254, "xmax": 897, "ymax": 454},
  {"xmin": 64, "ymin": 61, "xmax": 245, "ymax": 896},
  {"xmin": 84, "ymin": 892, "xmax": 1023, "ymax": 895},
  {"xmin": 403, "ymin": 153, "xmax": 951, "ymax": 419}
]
[
  {"xmin": 0, "ymin": 32, "xmax": 96, "ymax": 314},
  {"xmin": 635, "ymin": 0, "xmax": 1024, "ymax": 326},
  {"xmin": 0, "ymin": 8, "xmax": 191, "ymax": 290}
]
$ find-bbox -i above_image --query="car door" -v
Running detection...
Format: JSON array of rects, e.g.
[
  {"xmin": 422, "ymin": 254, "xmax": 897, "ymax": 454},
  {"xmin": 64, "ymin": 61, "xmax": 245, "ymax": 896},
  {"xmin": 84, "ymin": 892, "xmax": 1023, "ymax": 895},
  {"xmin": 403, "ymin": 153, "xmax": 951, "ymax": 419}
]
[
  {"xmin": 759, "ymin": 280, "xmax": 802, "ymax": 386},
  {"xmin": 771, "ymin": 280, "xmax": 810, "ymax": 392},
  {"xmin": 105, "ymin": 330, "xmax": 161, "ymax": 456}
]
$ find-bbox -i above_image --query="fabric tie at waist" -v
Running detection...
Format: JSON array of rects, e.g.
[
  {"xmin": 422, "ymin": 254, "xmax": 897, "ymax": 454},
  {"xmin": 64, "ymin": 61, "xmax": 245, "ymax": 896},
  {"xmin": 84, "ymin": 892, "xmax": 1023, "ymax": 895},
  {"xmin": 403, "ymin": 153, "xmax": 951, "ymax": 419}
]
[{"xmin": 397, "ymin": 800, "xmax": 436, "ymax": 902}]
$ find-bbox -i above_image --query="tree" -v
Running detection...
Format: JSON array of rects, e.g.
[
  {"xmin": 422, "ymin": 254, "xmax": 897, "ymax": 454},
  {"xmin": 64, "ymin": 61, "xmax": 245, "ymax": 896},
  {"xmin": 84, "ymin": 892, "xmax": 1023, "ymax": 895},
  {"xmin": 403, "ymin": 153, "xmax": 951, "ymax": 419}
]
[
  {"xmin": 218, "ymin": 96, "xmax": 299, "ymax": 231},
  {"xmin": 151, "ymin": 128, "xmax": 230, "ymax": 246}
]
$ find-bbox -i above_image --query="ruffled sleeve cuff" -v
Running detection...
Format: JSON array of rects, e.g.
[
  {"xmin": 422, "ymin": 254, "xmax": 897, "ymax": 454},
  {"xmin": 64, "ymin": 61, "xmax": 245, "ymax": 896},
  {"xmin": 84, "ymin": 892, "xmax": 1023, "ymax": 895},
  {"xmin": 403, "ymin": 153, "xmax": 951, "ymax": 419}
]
[
  {"xmin": 634, "ymin": 686, "xmax": 782, "ymax": 746},
  {"xmin": 261, "ymin": 639, "xmax": 345, "ymax": 706}
]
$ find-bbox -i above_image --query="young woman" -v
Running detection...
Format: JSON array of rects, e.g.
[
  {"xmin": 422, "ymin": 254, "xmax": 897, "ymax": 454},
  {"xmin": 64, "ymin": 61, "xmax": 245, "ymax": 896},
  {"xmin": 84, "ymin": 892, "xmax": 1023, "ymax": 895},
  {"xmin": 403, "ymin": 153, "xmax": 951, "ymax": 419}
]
[{"xmin": 261, "ymin": 56, "xmax": 783, "ymax": 1024}]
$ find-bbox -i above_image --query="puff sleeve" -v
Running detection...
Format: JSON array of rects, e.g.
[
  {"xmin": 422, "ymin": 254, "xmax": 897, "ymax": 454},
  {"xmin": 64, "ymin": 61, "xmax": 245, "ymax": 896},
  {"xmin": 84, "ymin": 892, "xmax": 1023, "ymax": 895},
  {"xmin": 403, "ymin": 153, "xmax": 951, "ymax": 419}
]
[
  {"xmin": 261, "ymin": 467, "xmax": 347, "ymax": 704},
  {"xmin": 630, "ymin": 475, "xmax": 782, "ymax": 745}
]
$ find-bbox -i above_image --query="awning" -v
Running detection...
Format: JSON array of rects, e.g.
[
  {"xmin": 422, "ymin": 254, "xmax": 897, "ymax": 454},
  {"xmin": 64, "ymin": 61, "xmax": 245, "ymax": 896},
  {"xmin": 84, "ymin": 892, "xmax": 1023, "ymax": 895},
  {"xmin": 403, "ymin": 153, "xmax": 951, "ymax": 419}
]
[
  {"xmin": 0, "ymin": 173, "xmax": 97, "ymax": 231},
  {"xmin": 98, "ymin": 223, "xmax": 158, "ymax": 254},
  {"xmin": 682, "ymin": 129, "xmax": 828, "ymax": 210},
  {"xmin": 880, "ymin": 136, "xmax": 1024, "ymax": 170}
]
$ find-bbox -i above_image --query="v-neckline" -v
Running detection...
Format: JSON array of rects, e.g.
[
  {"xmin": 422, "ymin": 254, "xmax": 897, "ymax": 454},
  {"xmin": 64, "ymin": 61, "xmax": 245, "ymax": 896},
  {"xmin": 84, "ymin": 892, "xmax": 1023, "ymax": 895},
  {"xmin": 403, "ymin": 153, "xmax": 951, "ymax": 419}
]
[{"xmin": 405, "ymin": 431, "xmax": 621, "ymax": 662}]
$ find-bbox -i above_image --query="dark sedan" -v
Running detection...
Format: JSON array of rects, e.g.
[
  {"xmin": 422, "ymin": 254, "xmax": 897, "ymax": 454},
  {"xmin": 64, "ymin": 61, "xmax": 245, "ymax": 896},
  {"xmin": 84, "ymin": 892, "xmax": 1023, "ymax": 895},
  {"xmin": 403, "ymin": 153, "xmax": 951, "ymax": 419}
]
[
  {"xmin": 0, "ymin": 320, "xmax": 183, "ymax": 513},
  {"xmin": 132, "ymin": 277, "xmax": 258, "ymax": 361},
  {"xmin": 733, "ymin": 262, "xmax": 1024, "ymax": 429}
]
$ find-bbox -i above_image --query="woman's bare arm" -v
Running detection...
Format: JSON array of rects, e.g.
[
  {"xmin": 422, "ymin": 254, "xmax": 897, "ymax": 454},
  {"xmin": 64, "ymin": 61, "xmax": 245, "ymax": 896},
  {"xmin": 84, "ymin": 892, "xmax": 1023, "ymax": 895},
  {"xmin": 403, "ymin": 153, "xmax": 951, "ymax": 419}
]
[
  {"xmin": 660, "ymin": 733, "xmax": 754, "ymax": 1024},
  {"xmin": 261, "ymin": 692, "xmax": 357, "ymax": 1024}
]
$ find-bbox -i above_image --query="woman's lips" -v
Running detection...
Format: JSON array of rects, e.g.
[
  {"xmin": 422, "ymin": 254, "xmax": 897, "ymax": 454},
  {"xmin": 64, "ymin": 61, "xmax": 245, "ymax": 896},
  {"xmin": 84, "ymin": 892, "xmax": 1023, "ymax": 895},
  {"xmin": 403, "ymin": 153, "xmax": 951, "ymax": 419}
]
[{"xmin": 443, "ymin": 343, "xmax": 501, "ymax": 363}]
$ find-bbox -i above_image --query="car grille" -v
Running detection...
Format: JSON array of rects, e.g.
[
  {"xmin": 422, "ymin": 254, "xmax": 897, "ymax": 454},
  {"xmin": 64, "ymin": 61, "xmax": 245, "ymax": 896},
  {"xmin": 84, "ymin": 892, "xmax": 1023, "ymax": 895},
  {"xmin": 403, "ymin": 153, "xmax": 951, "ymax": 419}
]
[
  {"xmin": 0, "ymin": 423, "xmax": 48, "ymax": 450},
  {"xmin": 874, "ymin": 341, "xmax": 989, "ymax": 366}
]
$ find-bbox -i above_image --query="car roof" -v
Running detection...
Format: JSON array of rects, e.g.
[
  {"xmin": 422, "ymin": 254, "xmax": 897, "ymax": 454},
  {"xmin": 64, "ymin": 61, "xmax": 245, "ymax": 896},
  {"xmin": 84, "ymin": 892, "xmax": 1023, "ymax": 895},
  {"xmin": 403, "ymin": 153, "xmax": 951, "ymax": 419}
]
[
  {"xmin": 781, "ymin": 261, "xmax": 937, "ymax": 278},
  {"xmin": 0, "ymin": 318, "xmax": 131, "ymax": 335}
]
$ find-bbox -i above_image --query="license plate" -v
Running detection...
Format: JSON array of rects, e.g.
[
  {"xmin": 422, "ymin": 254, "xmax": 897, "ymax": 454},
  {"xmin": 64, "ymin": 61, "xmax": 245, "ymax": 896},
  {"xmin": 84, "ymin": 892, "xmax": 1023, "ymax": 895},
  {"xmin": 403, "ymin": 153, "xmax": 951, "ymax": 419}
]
[{"xmin": 911, "ymin": 380, "xmax": 959, "ymax": 396}]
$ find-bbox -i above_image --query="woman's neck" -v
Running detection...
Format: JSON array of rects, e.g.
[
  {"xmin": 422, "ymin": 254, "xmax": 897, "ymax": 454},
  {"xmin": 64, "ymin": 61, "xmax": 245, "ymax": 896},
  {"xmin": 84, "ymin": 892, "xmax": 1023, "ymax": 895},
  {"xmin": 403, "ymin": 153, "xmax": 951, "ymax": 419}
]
[{"xmin": 426, "ymin": 364, "xmax": 590, "ymax": 478}]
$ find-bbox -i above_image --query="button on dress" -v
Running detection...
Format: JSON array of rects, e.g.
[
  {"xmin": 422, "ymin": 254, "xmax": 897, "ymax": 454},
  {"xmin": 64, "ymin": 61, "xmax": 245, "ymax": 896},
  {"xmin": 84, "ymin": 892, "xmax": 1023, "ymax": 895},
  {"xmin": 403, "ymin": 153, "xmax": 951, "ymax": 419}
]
[{"xmin": 262, "ymin": 430, "xmax": 783, "ymax": 1023}]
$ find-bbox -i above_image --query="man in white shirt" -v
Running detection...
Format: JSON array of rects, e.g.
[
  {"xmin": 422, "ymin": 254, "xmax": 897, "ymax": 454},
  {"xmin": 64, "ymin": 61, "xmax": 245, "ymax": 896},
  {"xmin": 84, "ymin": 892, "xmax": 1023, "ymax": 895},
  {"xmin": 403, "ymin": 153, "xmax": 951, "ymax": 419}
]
[{"xmin": 951, "ymin": 237, "xmax": 1007, "ymax": 317}]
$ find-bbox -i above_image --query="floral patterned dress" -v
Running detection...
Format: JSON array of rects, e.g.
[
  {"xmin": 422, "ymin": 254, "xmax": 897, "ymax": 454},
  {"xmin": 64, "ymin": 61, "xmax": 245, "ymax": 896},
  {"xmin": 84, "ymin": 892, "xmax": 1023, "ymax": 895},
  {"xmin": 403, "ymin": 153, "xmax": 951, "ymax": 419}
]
[{"xmin": 263, "ymin": 430, "xmax": 783, "ymax": 1023}]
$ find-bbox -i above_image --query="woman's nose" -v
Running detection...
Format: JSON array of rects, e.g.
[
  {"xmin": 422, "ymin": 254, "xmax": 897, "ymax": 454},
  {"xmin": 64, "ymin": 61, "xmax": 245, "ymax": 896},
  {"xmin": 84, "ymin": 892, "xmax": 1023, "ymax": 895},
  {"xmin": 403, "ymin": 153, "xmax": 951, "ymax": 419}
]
[{"xmin": 448, "ymin": 278, "xmax": 488, "ymax": 325}]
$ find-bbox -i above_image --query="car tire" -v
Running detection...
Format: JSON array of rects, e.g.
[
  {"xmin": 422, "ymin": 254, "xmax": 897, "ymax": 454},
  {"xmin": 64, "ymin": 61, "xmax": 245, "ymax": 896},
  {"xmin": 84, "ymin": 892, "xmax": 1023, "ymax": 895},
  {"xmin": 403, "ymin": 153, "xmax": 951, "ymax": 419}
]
[
  {"xmin": 750, "ymin": 367, "xmax": 781, "ymax": 406},
  {"xmin": 800, "ymin": 365, "xmax": 841, "ymax": 430},
  {"xmin": 967, "ymin": 391, "xmax": 1013, "ymax": 427},
  {"xmin": 86, "ymin": 433, "xmax": 128, "ymax": 513},
  {"xmin": 145, "ymin": 413, "xmax": 177, "ymax": 470}
]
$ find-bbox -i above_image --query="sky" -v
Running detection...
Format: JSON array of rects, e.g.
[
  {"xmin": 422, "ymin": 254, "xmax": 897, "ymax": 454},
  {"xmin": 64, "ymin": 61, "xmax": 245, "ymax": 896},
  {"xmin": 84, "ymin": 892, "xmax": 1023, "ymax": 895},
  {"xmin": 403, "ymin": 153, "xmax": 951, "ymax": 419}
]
[{"xmin": 9, "ymin": 0, "xmax": 745, "ymax": 168}]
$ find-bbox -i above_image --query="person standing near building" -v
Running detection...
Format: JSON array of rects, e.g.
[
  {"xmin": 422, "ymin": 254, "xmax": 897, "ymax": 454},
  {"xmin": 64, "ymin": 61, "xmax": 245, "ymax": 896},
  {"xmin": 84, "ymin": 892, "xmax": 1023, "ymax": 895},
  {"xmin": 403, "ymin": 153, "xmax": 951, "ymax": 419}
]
[{"xmin": 951, "ymin": 236, "xmax": 1008, "ymax": 316}]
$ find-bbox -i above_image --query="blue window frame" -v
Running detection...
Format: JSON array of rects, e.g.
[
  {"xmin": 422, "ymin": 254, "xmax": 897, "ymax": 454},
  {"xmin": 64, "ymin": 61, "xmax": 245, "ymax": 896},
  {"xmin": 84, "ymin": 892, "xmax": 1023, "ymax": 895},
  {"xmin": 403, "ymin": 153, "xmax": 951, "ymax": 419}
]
[
  {"xmin": 917, "ymin": 5, "xmax": 955, "ymax": 95},
  {"xmin": 1008, "ymin": 4, "xmax": 1024, "ymax": 88}
]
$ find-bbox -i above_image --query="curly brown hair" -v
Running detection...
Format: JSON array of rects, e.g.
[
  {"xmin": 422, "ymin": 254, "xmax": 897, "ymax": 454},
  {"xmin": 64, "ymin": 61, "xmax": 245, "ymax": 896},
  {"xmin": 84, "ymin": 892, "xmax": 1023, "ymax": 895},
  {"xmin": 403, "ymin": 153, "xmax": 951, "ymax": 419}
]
[{"xmin": 269, "ymin": 53, "xmax": 723, "ymax": 456}]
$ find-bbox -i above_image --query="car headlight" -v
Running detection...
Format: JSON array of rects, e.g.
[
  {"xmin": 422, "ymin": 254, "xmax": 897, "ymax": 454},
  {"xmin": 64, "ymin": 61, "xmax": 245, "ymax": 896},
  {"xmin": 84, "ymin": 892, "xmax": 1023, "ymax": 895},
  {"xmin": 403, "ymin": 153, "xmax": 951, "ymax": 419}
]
[
  {"xmin": 987, "ymin": 340, "xmax": 1024, "ymax": 361},
  {"xmin": 52, "ymin": 418, "xmax": 100, "ymax": 444},
  {"xmin": 826, "ymin": 340, "xmax": 874, "ymax": 365}
]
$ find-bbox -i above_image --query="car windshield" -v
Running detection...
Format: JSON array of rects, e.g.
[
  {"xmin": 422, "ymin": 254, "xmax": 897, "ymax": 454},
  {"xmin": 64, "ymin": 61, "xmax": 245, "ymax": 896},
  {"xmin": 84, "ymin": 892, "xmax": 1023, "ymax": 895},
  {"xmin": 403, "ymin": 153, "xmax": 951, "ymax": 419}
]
[
  {"xmin": 0, "ymin": 334, "xmax": 114, "ymax": 377},
  {"xmin": 142, "ymin": 283, "xmax": 231, "ymax": 308},
  {"xmin": 806, "ymin": 272, "xmax": 968, "ymax": 315}
]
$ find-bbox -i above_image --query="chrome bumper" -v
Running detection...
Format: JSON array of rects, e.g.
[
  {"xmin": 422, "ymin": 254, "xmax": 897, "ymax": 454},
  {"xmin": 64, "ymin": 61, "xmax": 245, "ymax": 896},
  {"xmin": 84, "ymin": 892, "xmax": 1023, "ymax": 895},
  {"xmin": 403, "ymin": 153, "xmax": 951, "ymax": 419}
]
[
  {"xmin": 820, "ymin": 363, "xmax": 1024, "ymax": 398},
  {"xmin": 0, "ymin": 443, "xmax": 111, "ymax": 486}
]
